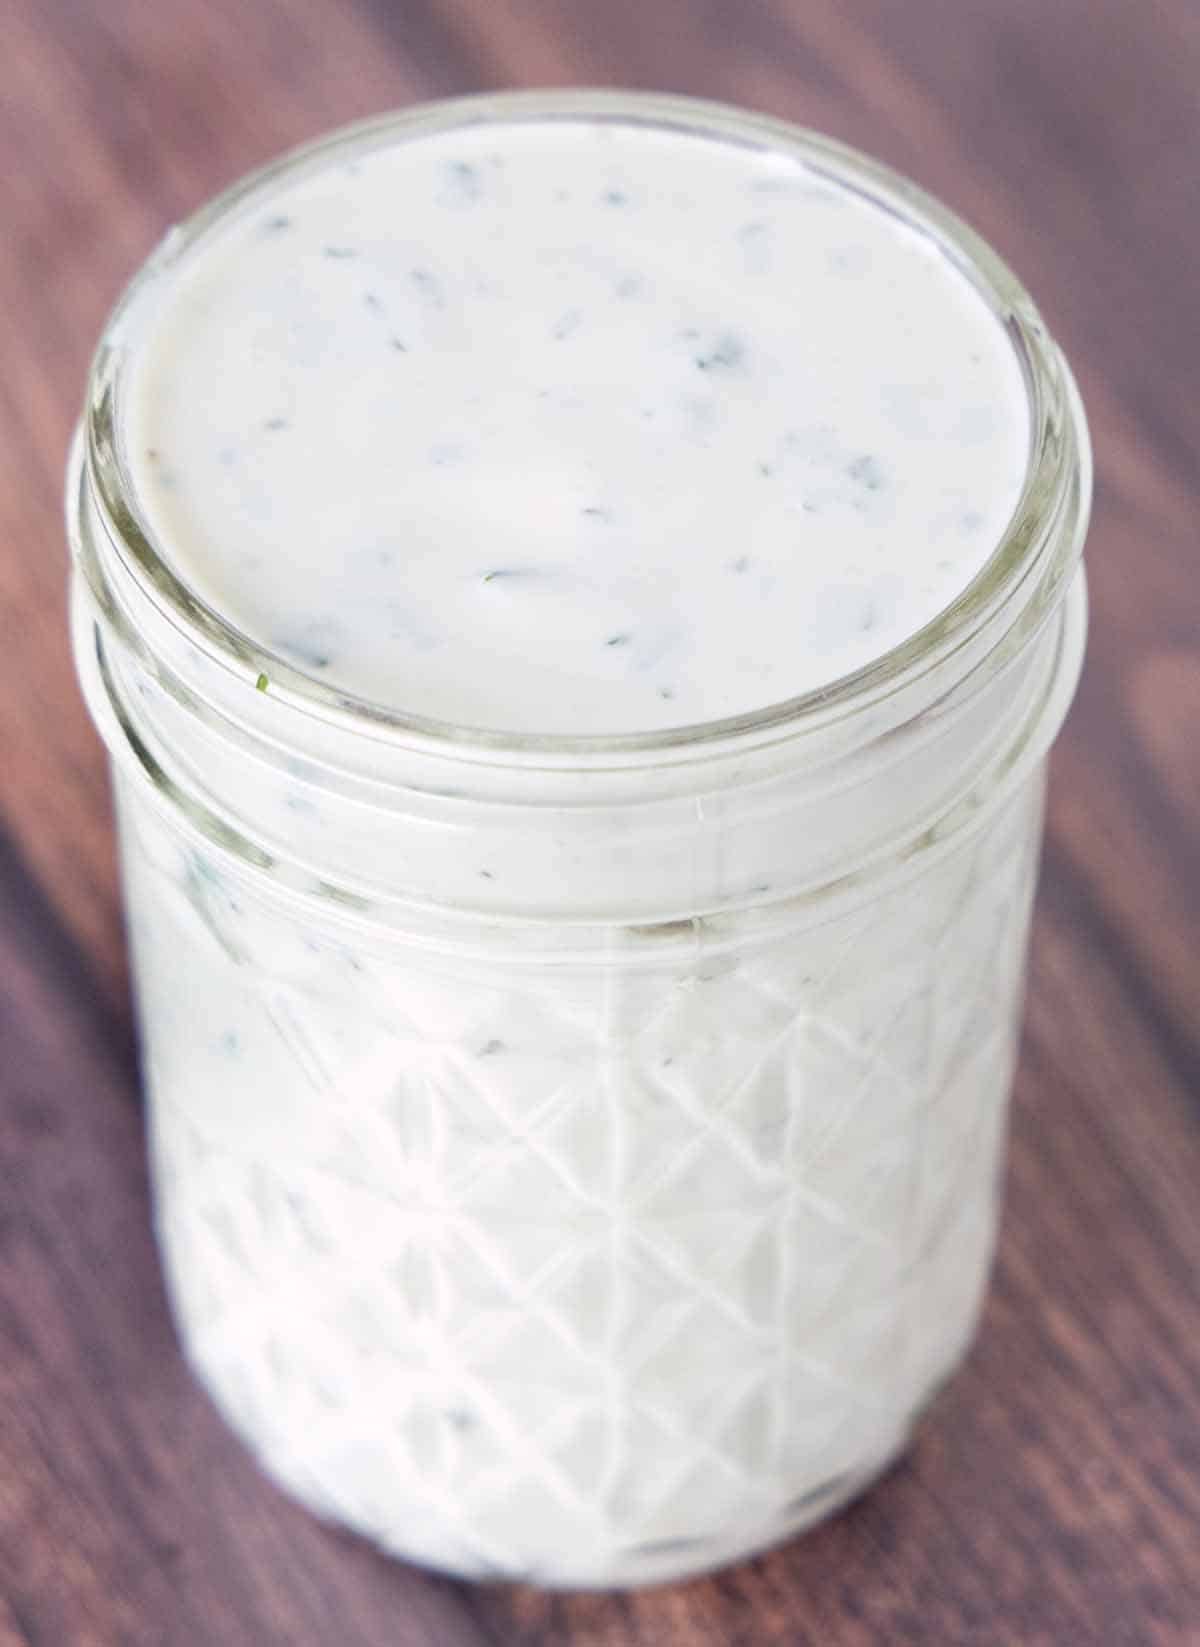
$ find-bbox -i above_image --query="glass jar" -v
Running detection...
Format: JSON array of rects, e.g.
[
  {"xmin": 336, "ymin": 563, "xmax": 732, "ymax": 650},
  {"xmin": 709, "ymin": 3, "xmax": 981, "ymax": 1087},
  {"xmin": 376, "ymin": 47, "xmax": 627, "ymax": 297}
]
[{"xmin": 67, "ymin": 92, "xmax": 1090, "ymax": 1589}]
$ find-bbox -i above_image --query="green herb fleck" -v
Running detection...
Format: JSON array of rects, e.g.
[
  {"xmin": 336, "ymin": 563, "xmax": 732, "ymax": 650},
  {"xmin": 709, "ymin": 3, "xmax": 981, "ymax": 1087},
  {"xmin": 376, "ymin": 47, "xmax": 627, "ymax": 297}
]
[
  {"xmin": 255, "ymin": 672, "xmax": 269, "ymax": 693},
  {"xmin": 409, "ymin": 267, "xmax": 444, "ymax": 306},
  {"xmin": 848, "ymin": 454, "xmax": 885, "ymax": 491},
  {"xmin": 447, "ymin": 161, "xmax": 481, "ymax": 203},
  {"xmin": 551, "ymin": 308, "xmax": 583, "ymax": 341},
  {"xmin": 695, "ymin": 333, "xmax": 745, "ymax": 372}
]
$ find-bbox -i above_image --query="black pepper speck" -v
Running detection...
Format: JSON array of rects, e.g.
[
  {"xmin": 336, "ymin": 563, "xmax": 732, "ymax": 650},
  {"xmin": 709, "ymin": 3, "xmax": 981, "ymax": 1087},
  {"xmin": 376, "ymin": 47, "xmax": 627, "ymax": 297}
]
[{"xmin": 285, "ymin": 623, "xmax": 341, "ymax": 671}]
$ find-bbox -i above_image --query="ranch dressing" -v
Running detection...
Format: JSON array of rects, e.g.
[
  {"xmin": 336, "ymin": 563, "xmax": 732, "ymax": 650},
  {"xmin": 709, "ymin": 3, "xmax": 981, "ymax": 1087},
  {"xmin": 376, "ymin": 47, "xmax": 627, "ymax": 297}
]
[
  {"xmin": 125, "ymin": 115, "xmax": 1029, "ymax": 733},
  {"xmin": 69, "ymin": 95, "xmax": 1089, "ymax": 1589}
]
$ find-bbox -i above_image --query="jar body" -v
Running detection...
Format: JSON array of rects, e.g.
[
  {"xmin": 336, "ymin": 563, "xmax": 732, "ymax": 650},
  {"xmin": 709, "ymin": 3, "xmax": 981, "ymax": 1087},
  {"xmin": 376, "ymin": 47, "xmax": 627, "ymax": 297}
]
[
  {"xmin": 113, "ymin": 750, "xmax": 1044, "ymax": 1588},
  {"xmin": 65, "ymin": 91, "xmax": 1093, "ymax": 1590}
]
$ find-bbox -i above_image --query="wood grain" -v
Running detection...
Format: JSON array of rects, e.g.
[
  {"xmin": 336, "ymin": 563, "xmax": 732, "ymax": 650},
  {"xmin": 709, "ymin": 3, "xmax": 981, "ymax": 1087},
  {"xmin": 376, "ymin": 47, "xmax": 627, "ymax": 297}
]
[{"xmin": 2, "ymin": 1, "xmax": 1199, "ymax": 1641}]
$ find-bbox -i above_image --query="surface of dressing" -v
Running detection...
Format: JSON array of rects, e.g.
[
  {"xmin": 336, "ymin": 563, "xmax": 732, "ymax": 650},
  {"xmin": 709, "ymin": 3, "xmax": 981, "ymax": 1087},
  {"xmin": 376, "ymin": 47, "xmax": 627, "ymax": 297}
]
[{"xmin": 126, "ymin": 117, "xmax": 1030, "ymax": 735}]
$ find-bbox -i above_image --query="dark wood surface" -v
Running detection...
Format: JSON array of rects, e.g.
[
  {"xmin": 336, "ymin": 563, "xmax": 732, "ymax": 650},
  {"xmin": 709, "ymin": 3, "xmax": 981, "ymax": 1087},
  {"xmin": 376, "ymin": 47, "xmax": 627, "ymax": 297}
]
[{"xmin": 2, "ymin": 2, "xmax": 1199, "ymax": 1641}]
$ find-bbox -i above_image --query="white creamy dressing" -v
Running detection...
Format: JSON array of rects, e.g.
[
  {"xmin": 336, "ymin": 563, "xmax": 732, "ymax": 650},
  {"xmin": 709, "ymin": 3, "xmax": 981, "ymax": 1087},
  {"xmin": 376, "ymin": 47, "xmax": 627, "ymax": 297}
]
[
  {"xmin": 76, "ymin": 105, "xmax": 1082, "ymax": 1588},
  {"xmin": 126, "ymin": 117, "xmax": 1029, "ymax": 733}
]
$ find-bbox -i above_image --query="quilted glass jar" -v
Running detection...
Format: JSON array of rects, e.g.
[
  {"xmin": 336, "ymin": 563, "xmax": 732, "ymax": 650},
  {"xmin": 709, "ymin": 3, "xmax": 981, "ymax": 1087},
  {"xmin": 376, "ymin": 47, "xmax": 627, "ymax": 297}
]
[{"xmin": 67, "ymin": 95, "xmax": 1090, "ymax": 1588}]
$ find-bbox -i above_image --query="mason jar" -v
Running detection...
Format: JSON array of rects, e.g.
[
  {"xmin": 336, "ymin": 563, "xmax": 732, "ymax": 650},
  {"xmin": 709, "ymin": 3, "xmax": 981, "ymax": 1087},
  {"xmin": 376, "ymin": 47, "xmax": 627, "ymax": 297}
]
[{"xmin": 67, "ymin": 92, "xmax": 1089, "ymax": 1589}]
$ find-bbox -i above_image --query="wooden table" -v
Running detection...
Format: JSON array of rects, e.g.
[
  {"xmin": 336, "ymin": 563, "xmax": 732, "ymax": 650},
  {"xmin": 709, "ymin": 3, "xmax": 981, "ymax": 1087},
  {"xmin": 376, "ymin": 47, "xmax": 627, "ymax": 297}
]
[{"xmin": 3, "ymin": 2, "xmax": 1199, "ymax": 1641}]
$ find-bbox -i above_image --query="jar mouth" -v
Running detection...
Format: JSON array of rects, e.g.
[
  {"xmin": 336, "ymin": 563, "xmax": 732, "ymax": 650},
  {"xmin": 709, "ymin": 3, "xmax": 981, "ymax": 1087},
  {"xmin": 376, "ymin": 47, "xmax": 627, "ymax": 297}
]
[{"xmin": 83, "ymin": 87, "xmax": 1090, "ymax": 763}]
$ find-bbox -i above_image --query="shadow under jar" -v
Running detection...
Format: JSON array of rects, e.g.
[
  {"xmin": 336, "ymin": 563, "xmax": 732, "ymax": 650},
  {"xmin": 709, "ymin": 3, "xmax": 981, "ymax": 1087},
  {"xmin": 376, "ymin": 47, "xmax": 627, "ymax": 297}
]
[{"xmin": 67, "ymin": 91, "xmax": 1090, "ymax": 1589}]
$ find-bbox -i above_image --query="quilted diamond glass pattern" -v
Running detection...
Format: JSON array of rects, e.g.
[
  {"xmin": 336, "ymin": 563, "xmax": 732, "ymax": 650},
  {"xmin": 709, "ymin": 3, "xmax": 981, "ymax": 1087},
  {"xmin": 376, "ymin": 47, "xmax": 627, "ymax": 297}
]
[{"xmin": 120, "ymin": 772, "xmax": 1044, "ymax": 1586}]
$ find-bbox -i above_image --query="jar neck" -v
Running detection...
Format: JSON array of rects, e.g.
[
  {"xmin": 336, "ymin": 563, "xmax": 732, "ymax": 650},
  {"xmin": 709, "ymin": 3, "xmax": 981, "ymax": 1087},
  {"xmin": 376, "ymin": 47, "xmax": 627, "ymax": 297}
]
[
  {"xmin": 72, "ymin": 418, "xmax": 1087, "ymax": 933},
  {"xmin": 68, "ymin": 90, "xmax": 1092, "ymax": 930}
]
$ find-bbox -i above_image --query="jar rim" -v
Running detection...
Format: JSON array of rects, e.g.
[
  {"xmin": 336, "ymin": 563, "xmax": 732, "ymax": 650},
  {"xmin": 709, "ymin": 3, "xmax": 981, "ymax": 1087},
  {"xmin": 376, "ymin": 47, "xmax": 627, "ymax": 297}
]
[{"xmin": 83, "ymin": 87, "xmax": 1090, "ymax": 763}]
